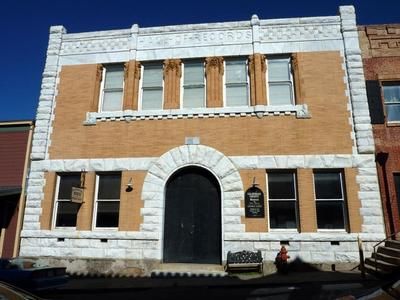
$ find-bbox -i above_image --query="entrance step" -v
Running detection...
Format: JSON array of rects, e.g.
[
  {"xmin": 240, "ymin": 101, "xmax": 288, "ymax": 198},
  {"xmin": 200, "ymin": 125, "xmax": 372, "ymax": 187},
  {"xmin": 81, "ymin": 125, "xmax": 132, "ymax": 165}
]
[{"xmin": 151, "ymin": 263, "xmax": 227, "ymax": 278}]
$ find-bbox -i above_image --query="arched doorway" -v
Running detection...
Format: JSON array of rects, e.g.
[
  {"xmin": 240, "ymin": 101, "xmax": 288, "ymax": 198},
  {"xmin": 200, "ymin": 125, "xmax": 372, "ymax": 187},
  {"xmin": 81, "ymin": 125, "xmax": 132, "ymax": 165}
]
[{"xmin": 163, "ymin": 166, "xmax": 221, "ymax": 264}]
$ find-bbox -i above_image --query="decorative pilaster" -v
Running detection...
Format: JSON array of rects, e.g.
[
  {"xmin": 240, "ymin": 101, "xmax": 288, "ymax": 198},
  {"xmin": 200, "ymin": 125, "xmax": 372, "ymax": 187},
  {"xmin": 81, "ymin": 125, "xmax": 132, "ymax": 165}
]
[
  {"xmin": 291, "ymin": 53, "xmax": 305, "ymax": 105},
  {"xmin": 90, "ymin": 64, "xmax": 103, "ymax": 112},
  {"xmin": 123, "ymin": 60, "xmax": 141, "ymax": 110},
  {"xmin": 248, "ymin": 54, "xmax": 266, "ymax": 106},
  {"xmin": 163, "ymin": 59, "xmax": 182, "ymax": 109},
  {"xmin": 205, "ymin": 57, "xmax": 224, "ymax": 107}
]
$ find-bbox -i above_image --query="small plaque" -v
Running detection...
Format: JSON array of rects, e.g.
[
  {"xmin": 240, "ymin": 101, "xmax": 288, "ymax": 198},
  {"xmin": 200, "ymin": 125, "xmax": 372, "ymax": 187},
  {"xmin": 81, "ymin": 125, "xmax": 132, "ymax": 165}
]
[
  {"xmin": 245, "ymin": 186, "xmax": 265, "ymax": 218},
  {"xmin": 71, "ymin": 187, "xmax": 84, "ymax": 204}
]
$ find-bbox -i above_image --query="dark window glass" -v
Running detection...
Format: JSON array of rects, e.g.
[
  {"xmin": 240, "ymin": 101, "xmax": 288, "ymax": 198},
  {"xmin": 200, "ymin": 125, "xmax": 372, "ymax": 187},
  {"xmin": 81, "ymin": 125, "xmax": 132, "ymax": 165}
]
[
  {"xmin": 314, "ymin": 172, "xmax": 342, "ymax": 199},
  {"xmin": 55, "ymin": 202, "xmax": 79, "ymax": 227},
  {"xmin": 55, "ymin": 174, "xmax": 81, "ymax": 227},
  {"xmin": 394, "ymin": 174, "xmax": 400, "ymax": 218},
  {"xmin": 268, "ymin": 172, "xmax": 297, "ymax": 229},
  {"xmin": 316, "ymin": 201, "xmax": 345, "ymax": 229},
  {"xmin": 58, "ymin": 174, "xmax": 80, "ymax": 199},
  {"xmin": 96, "ymin": 201, "xmax": 120, "ymax": 227},
  {"xmin": 269, "ymin": 201, "xmax": 297, "ymax": 229},
  {"xmin": 268, "ymin": 173, "xmax": 295, "ymax": 199},
  {"xmin": 96, "ymin": 173, "xmax": 121, "ymax": 228},
  {"xmin": 98, "ymin": 174, "xmax": 121, "ymax": 199}
]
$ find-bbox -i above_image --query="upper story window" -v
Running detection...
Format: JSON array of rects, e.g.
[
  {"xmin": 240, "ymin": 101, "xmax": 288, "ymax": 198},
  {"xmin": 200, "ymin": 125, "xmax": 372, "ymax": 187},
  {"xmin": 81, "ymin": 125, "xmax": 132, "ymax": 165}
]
[
  {"xmin": 267, "ymin": 171, "xmax": 298, "ymax": 230},
  {"xmin": 267, "ymin": 57, "xmax": 294, "ymax": 105},
  {"xmin": 225, "ymin": 58, "xmax": 249, "ymax": 107},
  {"xmin": 313, "ymin": 171, "xmax": 347, "ymax": 230},
  {"xmin": 182, "ymin": 61, "xmax": 205, "ymax": 108},
  {"xmin": 100, "ymin": 64, "xmax": 124, "ymax": 111},
  {"xmin": 94, "ymin": 173, "xmax": 121, "ymax": 229},
  {"xmin": 53, "ymin": 173, "xmax": 81, "ymax": 228},
  {"xmin": 141, "ymin": 63, "xmax": 163, "ymax": 110},
  {"xmin": 382, "ymin": 82, "xmax": 400, "ymax": 123}
]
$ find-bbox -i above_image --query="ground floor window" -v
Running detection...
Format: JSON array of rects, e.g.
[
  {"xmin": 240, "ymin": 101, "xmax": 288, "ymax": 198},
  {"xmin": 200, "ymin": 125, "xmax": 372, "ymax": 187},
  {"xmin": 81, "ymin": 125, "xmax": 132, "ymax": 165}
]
[
  {"xmin": 94, "ymin": 173, "xmax": 121, "ymax": 228},
  {"xmin": 54, "ymin": 173, "xmax": 81, "ymax": 227},
  {"xmin": 313, "ymin": 170, "xmax": 347, "ymax": 230},
  {"xmin": 267, "ymin": 171, "xmax": 298, "ymax": 229}
]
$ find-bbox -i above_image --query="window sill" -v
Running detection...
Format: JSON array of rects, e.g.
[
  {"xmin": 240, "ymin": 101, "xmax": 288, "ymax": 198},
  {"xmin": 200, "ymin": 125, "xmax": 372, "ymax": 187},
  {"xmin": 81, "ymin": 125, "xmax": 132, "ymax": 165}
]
[
  {"xmin": 386, "ymin": 121, "xmax": 400, "ymax": 127},
  {"xmin": 84, "ymin": 104, "xmax": 311, "ymax": 125},
  {"xmin": 269, "ymin": 228, "xmax": 299, "ymax": 232},
  {"xmin": 317, "ymin": 229, "xmax": 347, "ymax": 233}
]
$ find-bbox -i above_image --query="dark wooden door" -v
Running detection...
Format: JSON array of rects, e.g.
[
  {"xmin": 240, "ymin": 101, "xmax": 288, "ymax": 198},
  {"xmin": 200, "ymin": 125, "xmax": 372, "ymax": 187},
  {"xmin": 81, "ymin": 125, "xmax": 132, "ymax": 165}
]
[{"xmin": 163, "ymin": 167, "xmax": 221, "ymax": 264}]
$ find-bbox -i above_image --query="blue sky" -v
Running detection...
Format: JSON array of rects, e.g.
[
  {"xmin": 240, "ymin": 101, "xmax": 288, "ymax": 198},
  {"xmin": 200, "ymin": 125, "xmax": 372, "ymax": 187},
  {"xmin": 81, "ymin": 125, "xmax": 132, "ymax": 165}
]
[{"xmin": 0, "ymin": 0, "xmax": 399, "ymax": 121}]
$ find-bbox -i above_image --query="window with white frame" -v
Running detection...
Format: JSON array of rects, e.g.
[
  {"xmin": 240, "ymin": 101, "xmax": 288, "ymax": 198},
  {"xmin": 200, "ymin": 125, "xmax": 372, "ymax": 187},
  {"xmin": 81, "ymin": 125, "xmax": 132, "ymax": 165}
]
[
  {"xmin": 100, "ymin": 64, "xmax": 124, "ymax": 111},
  {"xmin": 94, "ymin": 173, "xmax": 121, "ymax": 228},
  {"xmin": 225, "ymin": 58, "xmax": 249, "ymax": 107},
  {"xmin": 141, "ymin": 63, "xmax": 163, "ymax": 110},
  {"xmin": 182, "ymin": 61, "xmax": 205, "ymax": 108},
  {"xmin": 54, "ymin": 173, "xmax": 81, "ymax": 227},
  {"xmin": 267, "ymin": 57, "xmax": 294, "ymax": 105},
  {"xmin": 267, "ymin": 172, "xmax": 298, "ymax": 229},
  {"xmin": 382, "ymin": 82, "xmax": 400, "ymax": 122},
  {"xmin": 314, "ymin": 171, "xmax": 347, "ymax": 230}
]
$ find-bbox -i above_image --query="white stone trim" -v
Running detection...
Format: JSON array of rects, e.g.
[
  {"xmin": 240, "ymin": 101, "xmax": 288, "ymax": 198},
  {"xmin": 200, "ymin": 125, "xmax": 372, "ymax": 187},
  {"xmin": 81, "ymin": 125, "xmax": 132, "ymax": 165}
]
[
  {"xmin": 31, "ymin": 26, "xmax": 65, "ymax": 160},
  {"xmin": 57, "ymin": 14, "xmax": 343, "ymax": 66},
  {"xmin": 83, "ymin": 104, "xmax": 310, "ymax": 125},
  {"xmin": 339, "ymin": 6, "xmax": 374, "ymax": 154}
]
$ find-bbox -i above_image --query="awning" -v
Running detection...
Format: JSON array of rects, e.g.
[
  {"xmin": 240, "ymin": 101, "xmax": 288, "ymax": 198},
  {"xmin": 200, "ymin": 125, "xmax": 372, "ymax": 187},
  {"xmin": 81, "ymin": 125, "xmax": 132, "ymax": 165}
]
[{"xmin": 0, "ymin": 187, "xmax": 22, "ymax": 197}]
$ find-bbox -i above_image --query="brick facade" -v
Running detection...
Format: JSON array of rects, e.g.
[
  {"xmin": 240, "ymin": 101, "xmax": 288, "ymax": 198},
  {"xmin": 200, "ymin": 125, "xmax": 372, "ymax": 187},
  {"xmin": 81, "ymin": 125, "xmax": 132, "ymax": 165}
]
[{"xmin": 359, "ymin": 24, "xmax": 400, "ymax": 236}]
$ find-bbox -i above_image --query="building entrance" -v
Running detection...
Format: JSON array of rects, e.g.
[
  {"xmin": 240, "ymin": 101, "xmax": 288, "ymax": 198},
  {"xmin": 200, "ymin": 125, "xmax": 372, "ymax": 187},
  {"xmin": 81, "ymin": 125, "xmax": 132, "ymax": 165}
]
[{"xmin": 163, "ymin": 167, "xmax": 221, "ymax": 264}]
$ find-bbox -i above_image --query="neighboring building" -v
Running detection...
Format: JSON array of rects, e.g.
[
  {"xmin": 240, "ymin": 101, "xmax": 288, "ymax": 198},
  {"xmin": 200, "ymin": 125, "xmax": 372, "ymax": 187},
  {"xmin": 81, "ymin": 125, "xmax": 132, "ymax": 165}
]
[
  {"xmin": 359, "ymin": 24, "xmax": 400, "ymax": 237},
  {"xmin": 20, "ymin": 6, "xmax": 385, "ymax": 275},
  {"xmin": 0, "ymin": 121, "xmax": 33, "ymax": 258}
]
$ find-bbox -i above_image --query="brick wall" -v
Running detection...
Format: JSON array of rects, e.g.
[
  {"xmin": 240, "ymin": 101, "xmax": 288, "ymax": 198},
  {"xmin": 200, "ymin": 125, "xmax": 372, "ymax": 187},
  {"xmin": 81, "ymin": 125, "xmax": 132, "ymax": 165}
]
[
  {"xmin": 359, "ymin": 25, "xmax": 400, "ymax": 235},
  {"xmin": 48, "ymin": 51, "xmax": 352, "ymax": 159}
]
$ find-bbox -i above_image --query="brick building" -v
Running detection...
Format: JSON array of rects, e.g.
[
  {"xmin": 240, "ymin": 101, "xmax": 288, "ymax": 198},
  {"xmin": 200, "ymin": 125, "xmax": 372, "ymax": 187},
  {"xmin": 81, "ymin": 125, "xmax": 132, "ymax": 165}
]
[
  {"xmin": 19, "ymin": 6, "xmax": 385, "ymax": 275},
  {"xmin": 0, "ymin": 121, "xmax": 33, "ymax": 258},
  {"xmin": 359, "ymin": 24, "xmax": 400, "ymax": 237}
]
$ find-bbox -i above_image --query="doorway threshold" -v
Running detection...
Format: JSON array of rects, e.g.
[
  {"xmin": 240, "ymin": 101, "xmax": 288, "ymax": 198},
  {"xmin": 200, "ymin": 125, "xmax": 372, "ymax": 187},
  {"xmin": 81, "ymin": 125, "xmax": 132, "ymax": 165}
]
[{"xmin": 152, "ymin": 263, "xmax": 227, "ymax": 278}]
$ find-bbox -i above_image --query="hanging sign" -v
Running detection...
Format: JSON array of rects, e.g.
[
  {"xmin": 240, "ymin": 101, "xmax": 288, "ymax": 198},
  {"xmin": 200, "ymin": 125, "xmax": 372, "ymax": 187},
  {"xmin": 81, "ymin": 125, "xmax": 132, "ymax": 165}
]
[{"xmin": 245, "ymin": 186, "xmax": 265, "ymax": 218}]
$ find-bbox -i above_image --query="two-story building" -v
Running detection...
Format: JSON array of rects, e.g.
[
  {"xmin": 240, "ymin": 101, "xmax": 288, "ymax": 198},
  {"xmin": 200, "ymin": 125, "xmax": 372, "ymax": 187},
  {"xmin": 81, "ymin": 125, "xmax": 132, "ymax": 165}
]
[
  {"xmin": 19, "ymin": 6, "xmax": 385, "ymax": 275},
  {"xmin": 359, "ymin": 24, "xmax": 400, "ymax": 238}
]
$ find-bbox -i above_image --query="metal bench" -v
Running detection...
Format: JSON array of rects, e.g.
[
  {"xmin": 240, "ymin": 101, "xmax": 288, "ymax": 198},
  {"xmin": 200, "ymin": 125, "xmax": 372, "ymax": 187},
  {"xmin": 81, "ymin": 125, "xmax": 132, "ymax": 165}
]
[{"xmin": 225, "ymin": 250, "xmax": 263, "ymax": 273}]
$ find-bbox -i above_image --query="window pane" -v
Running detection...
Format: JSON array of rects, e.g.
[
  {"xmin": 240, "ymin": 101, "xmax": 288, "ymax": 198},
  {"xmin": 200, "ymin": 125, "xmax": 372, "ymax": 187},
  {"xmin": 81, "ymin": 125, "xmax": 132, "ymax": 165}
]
[
  {"xmin": 58, "ymin": 174, "xmax": 81, "ymax": 199},
  {"xmin": 96, "ymin": 201, "xmax": 119, "ymax": 227},
  {"xmin": 316, "ymin": 201, "xmax": 345, "ymax": 229},
  {"xmin": 55, "ymin": 202, "xmax": 79, "ymax": 227},
  {"xmin": 104, "ymin": 65, "xmax": 124, "ymax": 89},
  {"xmin": 386, "ymin": 104, "xmax": 400, "ymax": 122},
  {"xmin": 142, "ymin": 89, "xmax": 163, "ymax": 110},
  {"xmin": 269, "ymin": 201, "xmax": 297, "ymax": 229},
  {"xmin": 268, "ymin": 59, "xmax": 290, "ymax": 81},
  {"xmin": 226, "ymin": 60, "xmax": 247, "ymax": 83},
  {"xmin": 143, "ymin": 66, "xmax": 163, "ymax": 87},
  {"xmin": 268, "ymin": 173, "xmax": 295, "ymax": 199},
  {"xmin": 269, "ymin": 83, "xmax": 293, "ymax": 105},
  {"xmin": 184, "ymin": 62, "xmax": 204, "ymax": 85},
  {"xmin": 314, "ymin": 172, "xmax": 342, "ymax": 199},
  {"xmin": 98, "ymin": 174, "xmax": 121, "ymax": 199},
  {"xmin": 102, "ymin": 91, "xmax": 123, "ymax": 111},
  {"xmin": 183, "ymin": 87, "xmax": 204, "ymax": 108},
  {"xmin": 383, "ymin": 85, "xmax": 400, "ymax": 103},
  {"xmin": 226, "ymin": 85, "xmax": 248, "ymax": 106}
]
